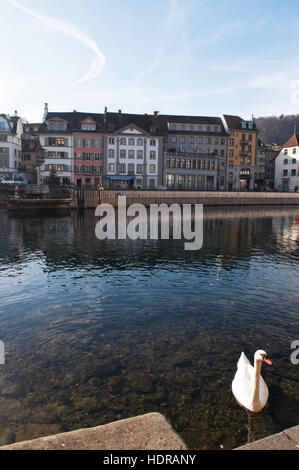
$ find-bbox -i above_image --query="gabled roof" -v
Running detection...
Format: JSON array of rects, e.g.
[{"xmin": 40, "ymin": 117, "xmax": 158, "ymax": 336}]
[
  {"xmin": 282, "ymin": 134, "xmax": 299, "ymax": 148},
  {"xmin": 222, "ymin": 114, "xmax": 258, "ymax": 132},
  {"xmin": 105, "ymin": 112, "xmax": 164, "ymax": 136},
  {"xmin": 40, "ymin": 112, "xmax": 105, "ymax": 134}
]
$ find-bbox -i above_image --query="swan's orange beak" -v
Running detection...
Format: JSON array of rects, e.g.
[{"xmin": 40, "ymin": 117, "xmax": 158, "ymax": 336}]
[{"xmin": 264, "ymin": 356, "xmax": 272, "ymax": 365}]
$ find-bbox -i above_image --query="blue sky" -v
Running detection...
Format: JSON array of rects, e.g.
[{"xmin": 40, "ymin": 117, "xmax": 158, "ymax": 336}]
[{"xmin": 1, "ymin": 0, "xmax": 299, "ymax": 122}]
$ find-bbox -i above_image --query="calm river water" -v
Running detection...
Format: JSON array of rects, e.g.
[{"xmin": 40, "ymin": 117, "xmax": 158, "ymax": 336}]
[{"xmin": 0, "ymin": 206, "xmax": 298, "ymax": 449}]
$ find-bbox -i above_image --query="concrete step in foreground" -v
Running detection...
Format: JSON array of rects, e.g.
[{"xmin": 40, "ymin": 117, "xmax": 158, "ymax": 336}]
[
  {"xmin": 0, "ymin": 413, "xmax": 187, "ymax": 451},
  {"xmin": 1, "ymin": 412, "xmax": 298, "ymax": 451},
  {"xmin": 235, "ymin": 425, "xmax": 299, "ymax": 450}
]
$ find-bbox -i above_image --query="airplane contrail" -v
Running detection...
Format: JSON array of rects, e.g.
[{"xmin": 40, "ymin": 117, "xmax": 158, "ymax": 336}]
[{"xmin": 5, "ymin": 0, "xmax": 106, "ymax": 85}]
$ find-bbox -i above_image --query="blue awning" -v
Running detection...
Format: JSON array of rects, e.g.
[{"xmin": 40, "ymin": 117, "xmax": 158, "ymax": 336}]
[{"xmin": 106, "ymin": 176, "xmax": 136, "ymax": 181}]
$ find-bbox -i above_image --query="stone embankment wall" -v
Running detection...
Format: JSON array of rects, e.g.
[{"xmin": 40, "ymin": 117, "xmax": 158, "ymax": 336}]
[{"xmin": 100, "ymin": 190, "xmax": 299, "ymax": 207}]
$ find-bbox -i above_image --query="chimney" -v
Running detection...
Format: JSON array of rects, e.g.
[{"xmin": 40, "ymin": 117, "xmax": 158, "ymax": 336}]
[
  {"xmin": 14, "ymin": 110, "xmax": 18, "ymax": 117},
  {"xmin": 118, "ymin": 110, "xmax": 122, "ymax": 114},
  {"xmin": 104, "ymin": 106, "xmax": 108, "ymax": 124},
  {"xmin": 154, "ymin": 111, "xmax": 159, "ymax": 117},
  {"xmin": 43, "ymin": 103, "xmax": 48, "ymax": 122}
]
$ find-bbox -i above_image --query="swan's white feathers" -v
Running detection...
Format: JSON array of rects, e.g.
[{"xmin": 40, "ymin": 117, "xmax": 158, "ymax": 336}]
[{"xmin": 232, "ymin": 351, "xmax": 269, "ymax": 413}]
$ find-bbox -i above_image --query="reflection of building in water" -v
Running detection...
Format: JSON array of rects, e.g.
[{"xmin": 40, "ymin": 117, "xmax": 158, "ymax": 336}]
[{"xmin": 272, "ymin": 213, "xmax": 299, "ymax": 252}]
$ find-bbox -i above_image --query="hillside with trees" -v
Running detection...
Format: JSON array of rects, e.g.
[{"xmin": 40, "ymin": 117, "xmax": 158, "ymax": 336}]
[{"xmin": 255, "ymin": 115, "xmax": 299, "ymax": 146}]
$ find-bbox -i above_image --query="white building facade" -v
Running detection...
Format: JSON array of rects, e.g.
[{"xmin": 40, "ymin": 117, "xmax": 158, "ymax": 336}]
[
  {"xmin": 275, "ymin": 134, "xmax": 299, "ymax": 192},
  {"xmin": 39, "ymin": 116, "xmax": 74, "ymax": 185},
  {"xmin": 104, "ymin": 111, "xmax": 164, "ymax": 189},
  {"xmin": 0, "ymin": 113, "xmax": 23, "ymax": 180}
]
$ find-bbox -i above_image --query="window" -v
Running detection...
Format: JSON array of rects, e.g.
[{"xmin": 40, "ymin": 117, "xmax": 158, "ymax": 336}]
[
  {"xmin": 177, "ymin": 158, "xmax": 181, "ymax": 168},
  {"xmin": 108, "ymin": 163, "xmax": 115, "ymax": 172},
  {"xmin": 137, "ymin": 150, "xmax": 143, "ymax": 159},
  {"xmin": 149, "ymin": 164, "xmax": 156, "ymax": 174},
  {"xmin": 95, "ymin": 153, "xmax": 101, "ymax": 160},
  {"xmin": 48, "ymin": 164, "xmax": 56, "ymax": 171},
  {"xmin": 206, "ymin": 137, "xmax": 211, "ymax": 144},
  {"xmin": 128, "ymin": 150, "xmax": 134, "ymax": 159},
  {"xmin": 292, "ymin": 158, "xmax": 297, "ymax": 164},
  {"xmin": 137, "ymin": 138, "xmax": 143, "ymax": 146},
  {"xmin": 198, "ymin": 125, "xmax": 203, "ymax": 131},
  {"xmin": 120, "ymin": 138, "xmax": 126, "ymax": 145},
  {"xmin": 94, "ymin": 166, "xmax": 101, "ymax": 174},
  {"xmin": 198, "ymin": 137, "xmax": 202, "ymax": 144},
  {"xmin": 57, "ymin": 164, "xmax": 65, "ymax": 172},
  {"xmin": 248, "ymin": 134, "xmax": 252, "ymax": 141},
  {"xmin": 57, "ymin": 152, "xmax": 66, "ymax": 159},
  {"xmin": 150, "ymin": 139, "xmax": 156, "ymax": 146},
  {"xmin": 230, "ymin": 139, "xmax": 235, "ymax": 146},
  {"xmin": 171, "ymin": 136, "xmax": 177, "ymax": 143},
  {"xmin": 128, "ymin": 163, "xmax": 134, "ymax": 174},
  {"xmin": 291, "ymin": 169, "xmax": 297, "ymax": 176},
  {"xmin": 150, "ymin": 151, "xmax": 156, "ymax": 160},
  {"xmin": 166, "ymin": 174, "xmax": 175, "ymax": 186},
  {"xmin": 166, "ymin": 158, "xmax": 170, "ymax": 169},
  {"xmin": 85, "ymin": 165, "xmax": 92, "ymax": 174},
  {"xmin": 128, "ymin": 138, "xmax": 135, "ymax": 145},
  {"xmin": 172, "ymin": 158, "xmax": 176, "ymax": 169},
  {"xmin": 284, "ymin": 149, "xmax": 288, "ymax": 155},
  {"xmin": 57, "ymin": 138, "xmax": 65, "ymax": 146},
  {"xmin": 180, "ymin": 125, "xmax": 185, "ymax": 130},
  {"xmin": 82, "ymin": 123, "xmax": 96, "ymax": 131},
  {"xmin": 120, "ymin": 164, "xmax": 126, "ymax": 173},
  {"xmin": 120, "ymin": 150, "xmax": 126, "ymax": 159},
  {"xmin": 180, "ymin": 136, "xmax": 185, "ymax": 143},
  {"xmin": 284, "ymin": 159, "xmax": 288, "ymax": 164},
  {"xmin": 207, "ymin": 126, "xmax": 211, "ymax": 132},
  {"xmin": 187, "ymin": 159, "xmax": 191, "ymax": 169},
  {"xmin": 47, "ymin": 151, "xmax": 56, "ymax": 159},
  {"xmin": 109, "ymin": 149, "xmax": 115, "ymax": 158},
  {"xmin": 137, "ymin": 164, "xmax": 143, "ymax": 174},
  {"xmin": 229, "ymin": 160, "xmax": 234, "ymax": 169},
  {"xmin": 149, "ymin": 179, "xmax": 155, "ymax": 188},
  {"xmin": 0, "ymin": 135, "xmax": 7, "ymax": 142},
  {"xmin": 293, "ymin": 148, "xmax": 297, "ymax": 154},
  {"xmin": 109, "ymin": 137, "xmax": 115, "ymax": 145},
  {"xmin": 189, "ymin": 137, "xmax": 194, "ymax": 143},
  {"xmin": 198, "ymin": 175, "xmax": 204, "ymax": 188},
  {"xmin": 24, "ymin": 154, "xmax": 31, "ymax": 161},
  {"xmin": 214, "ymin": 126, "xmax": 219, "ymax": 132},
  {"xmin": 283, "ymin": 170, "xmax": 288, "ymax": 176},
  {"xmin": 182, "ymin": 159, "xmax": 186, "ymax": 168},
  {"xmin": 48, "ymin": 137, "xmax": 56, "ymax": 146},
  {"xmin": 248, "ymin": 145, "xmax": 252, "ymax": 153},
  {"xmin": 229, "ymin": 150, "xmax": 235, "ymax": 158},
  {"xmin": 170, "ymin": 124, "xmax": 176, "ymax": 130}
]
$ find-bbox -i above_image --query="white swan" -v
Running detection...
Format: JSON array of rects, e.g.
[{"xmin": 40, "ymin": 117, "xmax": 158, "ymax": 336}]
[{"xmin": 232, "ymin": 350, "xmax": 272, "ymax": 413}]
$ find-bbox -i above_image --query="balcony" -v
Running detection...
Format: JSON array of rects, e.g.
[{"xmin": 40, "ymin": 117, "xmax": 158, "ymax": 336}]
[{"xmin": 165, "ymin": 151, "xmax": 218, "ymax": 158}]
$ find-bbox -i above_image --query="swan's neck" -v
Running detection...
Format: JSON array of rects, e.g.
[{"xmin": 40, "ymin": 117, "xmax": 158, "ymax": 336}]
[{"xmin": 252, "ymin": 358, "xmax": 262, "ymax": 409}]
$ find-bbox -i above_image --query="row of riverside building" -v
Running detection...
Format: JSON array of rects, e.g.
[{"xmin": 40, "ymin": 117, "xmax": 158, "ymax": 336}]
[{"xmin": 1, "ymin": 104, "xmax": 299, "ymax": 191}]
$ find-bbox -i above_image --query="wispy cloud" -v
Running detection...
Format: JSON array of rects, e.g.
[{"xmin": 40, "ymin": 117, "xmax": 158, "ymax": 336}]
[
  {"xmin": 135, "ymin": 0, "xmax": 189, "ymax": 82},
  {"xmin": 4, "ymin": 0, "xmax": 106, "ymax": 85}
]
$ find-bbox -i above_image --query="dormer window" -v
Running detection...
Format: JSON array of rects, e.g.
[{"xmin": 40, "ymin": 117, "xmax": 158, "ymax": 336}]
[
  {"xmin": 82, "ymin": 123, "xmax": 96, "ymax": 131},
  {"xmin": 81, "ymin": 119, "xmax": 96, "ymax": 131},
  {"xmin": 241, "ymin": 122, "xmax": 247, "ymax": 129},
  {"xmin": 47, "ymin": 119, "xmax": 67, "ymax": 132}
]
